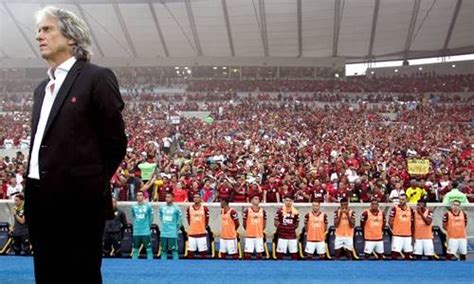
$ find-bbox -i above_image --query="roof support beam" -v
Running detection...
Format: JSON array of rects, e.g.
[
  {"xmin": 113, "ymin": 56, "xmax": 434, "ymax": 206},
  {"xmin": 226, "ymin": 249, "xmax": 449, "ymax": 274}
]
[
  {"xmin": 403, "ymin": 0, "xmax": 420, "ymax": 59},
  {"xmin": 75, "ymin": 3, "xmax": 104, "ymax": 57},
  {"xmin": 148, "ymin": 2, "xmax": 169, "ymax": 57},
  {"xmin": 297, "ymin": 0, "xmax": 302, "ymax": 57},
  {"xmin": 332, "ymin": 0, "xmax": 343, "ymax": 57},
  {"xmin": 2, "ymin": 2, "xmax": 39, "ymax": 58},
  {"xmin": 258, "ymin": 0, "xmax": 270, "ymax": 56},
  {"xmin": 184, "ymin": 0, "xmax": 203, "ymax": 56},
  {"xmin": 221, "ymin": 0, "xmax": 235, "ymax": 57},
  {"xmin": 443, "ymin": 0, "xmax": 462, "ymax": 51},
  {"xmin": 367, "ymin": 0, "xmax": 380, "ymax": 60},
  {"xmin": 112, "ymin": 2, "xmax": 137, "ymax": 57}
]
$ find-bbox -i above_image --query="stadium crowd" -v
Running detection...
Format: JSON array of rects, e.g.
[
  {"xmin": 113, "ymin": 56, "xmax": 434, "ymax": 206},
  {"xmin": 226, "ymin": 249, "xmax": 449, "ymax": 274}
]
[{"xmin": 0, "ymin": 75, "xmax": 473, "ymax": 204}]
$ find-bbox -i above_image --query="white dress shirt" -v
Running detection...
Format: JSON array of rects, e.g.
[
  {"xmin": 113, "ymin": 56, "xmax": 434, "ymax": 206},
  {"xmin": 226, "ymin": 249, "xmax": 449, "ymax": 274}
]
[{"xmin": 28, "ymin": 56, "xmax": 77, "ymax": 180}]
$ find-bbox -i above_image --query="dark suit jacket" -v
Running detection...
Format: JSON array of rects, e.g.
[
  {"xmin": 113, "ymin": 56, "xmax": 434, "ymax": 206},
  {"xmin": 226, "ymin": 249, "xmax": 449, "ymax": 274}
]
[{"xmin": 27, "ymin": 59, "xmax": 127, "ymax": 215}]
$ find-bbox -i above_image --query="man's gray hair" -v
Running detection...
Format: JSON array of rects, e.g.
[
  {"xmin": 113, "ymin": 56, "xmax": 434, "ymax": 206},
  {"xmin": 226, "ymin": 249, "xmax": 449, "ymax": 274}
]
[{"xmin": 35, "ymin": 6, "xmax": 93, "ymax": 61}]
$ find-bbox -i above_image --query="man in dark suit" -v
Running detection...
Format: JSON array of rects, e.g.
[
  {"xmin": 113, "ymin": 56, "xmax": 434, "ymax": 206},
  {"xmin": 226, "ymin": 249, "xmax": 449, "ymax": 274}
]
[{"xmin": 24, "ymin": 6, "xmax": 127, "ymax": 283}]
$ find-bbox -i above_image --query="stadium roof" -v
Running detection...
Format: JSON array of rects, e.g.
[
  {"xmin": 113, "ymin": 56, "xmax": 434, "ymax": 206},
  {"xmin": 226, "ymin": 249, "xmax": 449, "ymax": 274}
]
[{"xmin": 0, "ymin": 0, "xmax": 473, "ymax": 67}]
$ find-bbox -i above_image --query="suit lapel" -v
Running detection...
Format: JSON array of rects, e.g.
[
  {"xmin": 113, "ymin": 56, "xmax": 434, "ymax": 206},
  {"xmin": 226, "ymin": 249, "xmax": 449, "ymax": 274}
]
[
  {"xmin": 43, "ymin": 60, "xmax": 85, "ymax": 138},
  {"xmin": 31, "ymin": 80, "xmax": 48, "ymax": 137}
]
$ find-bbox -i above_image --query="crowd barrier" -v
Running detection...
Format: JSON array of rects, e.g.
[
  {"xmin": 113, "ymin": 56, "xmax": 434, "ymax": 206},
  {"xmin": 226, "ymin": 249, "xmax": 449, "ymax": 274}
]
[{"xmin": 0, "ymin": 201, "xmax": 472, "ymax": 247}]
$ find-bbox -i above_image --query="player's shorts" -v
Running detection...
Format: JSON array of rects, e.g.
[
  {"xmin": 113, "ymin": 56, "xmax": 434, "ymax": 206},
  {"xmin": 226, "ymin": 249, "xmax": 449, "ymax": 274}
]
[
  {"xmin": 219, "ymin": 238, "xmax": 238, "ymax": 254},
  {"xmin": 276, "ymin": 238, "xmax": 298, "ymax": 254},
  {"xmin": 364, "ymin": 240, "xmax": 384, "ymax": 254},
  {"xmin": 447, "ymin": 238, "xmax": 467, "ymax": 255},
  {"xmin": 244, "ymin": 238, "xmax": 265, "ymax": 253},
  {"xmin": 334, "ymin": 236, "xmax": 353, "ymax": 250},
  {"xmin": 305, "ymin": 241, "xmax": 326, "ymax": 255},
  {"xmin": 188, "ymin": 236, "xmax": 208, "ymax": 252},
  {"xmin": 413, "ymin": 239, "xmax": 434, "ymax": 256},
  {"xmin": 391, "ymin": 236, "xmax": 413, "ymax": 253}
]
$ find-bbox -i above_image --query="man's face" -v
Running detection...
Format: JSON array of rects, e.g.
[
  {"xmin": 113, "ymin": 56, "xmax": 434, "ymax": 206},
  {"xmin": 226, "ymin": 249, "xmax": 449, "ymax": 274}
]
[
  {"xmin": 312, "ymin": 202, "xmax": 320, "ymax": 212},
  {"xmin": 399, "ymin": 195, "xmax": 407, "ymax": 205},
  {"xmin": 451, "ymin": 201, "xmax": 460, "ymax": 212},
  {"xmin": 136, "ymin": 192, "xmax": 144, "ymax": 202},
  {"xmin": 165, "ymin": 194, "xmax": 173, "ymax": 204},
  {"xmin": 35, "ymin": 16, "xmax": 73, "ymax": 61},
  {"xmin": 14, "ymin": 197, "xmax": 22, "ymax": 207},
  {"xmin": 284, "ymin": 198, "xmax": 293, "ymax": 208},
  {"xmin": 112, "ymin": 199, "xmax": 118, "ymax": 209},
  {"xmin": 370, "ymin": 201, "xmax": 378, "ymax": 211},
  {"xmin": 340, "ymin": 202, "xmax": 348, "ymax": 210},
  {"xmin": 251, "ymin": 195, "xmax": 260, "ymax": 206},
  {"xmin": 416, "ymin": 202, "xmax": 425, "ymax": 210},
  {"xmin": 193, "ymin": 194, "xmax": 201, "ymax": 204}
]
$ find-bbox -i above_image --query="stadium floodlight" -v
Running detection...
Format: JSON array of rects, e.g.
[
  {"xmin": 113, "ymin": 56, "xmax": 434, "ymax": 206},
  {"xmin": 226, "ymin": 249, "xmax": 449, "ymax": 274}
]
[
  {"xmin": 370, "ymin": 71, "xmax": 375, "ymax": 74},
  {"xmin": 184, "ymin": 66, "xmax": 189, "ymax": 70},
  {"xmin": 394, "ymin": 69, "xmax": 399, "ymax": 73},
  {"xmin": 187, "ymin": 69, "xmax": 192, "ymax": 74},
  {"xmin": 175, "ymin": 67, "xmax": 180, "ymax": 69},
  {"xmin": 233, "ymin": 69, "xmax": 238, "ymax": 72},
  {"xmin": 335, "ymin": 73, "xmax": 339, "ymax": 78},
  {"xmin": 176, "ymin": 70, "xmax": 180, "ymax": 74},
  {"xmin": 418, "ymin": 67, "xmax": 423, "ymax": 71},
  {"xmin": 451, "ymin": 64, "xmax": 456, "ymax": 68},
  {"xmin": 213, "ymin": 66, "xmax": 218, "ymax": 70},
  {"xmin": 223, "ymin": 66, "xmax": 227, "ymax": 69}
]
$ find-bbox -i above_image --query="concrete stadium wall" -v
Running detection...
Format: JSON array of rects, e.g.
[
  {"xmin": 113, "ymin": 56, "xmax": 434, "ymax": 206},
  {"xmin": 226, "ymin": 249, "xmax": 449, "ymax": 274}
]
[{"xmin": 0, "ymin": 201, "xmax": 472, "ymax": 248}]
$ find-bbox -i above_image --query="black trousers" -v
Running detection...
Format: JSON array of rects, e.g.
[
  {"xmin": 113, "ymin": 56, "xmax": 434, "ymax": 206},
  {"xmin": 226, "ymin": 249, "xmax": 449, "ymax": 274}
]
[
  {"xmin": 103, "ymin": 232, "xmax": 122, "ymax": 257},
  {"xmin": 11, "ymin": 234, "xmax": 31, "ymax": 255},
  {"xmin": 24, "ymin": 178, "xmax": 106, "ymax": 284}
]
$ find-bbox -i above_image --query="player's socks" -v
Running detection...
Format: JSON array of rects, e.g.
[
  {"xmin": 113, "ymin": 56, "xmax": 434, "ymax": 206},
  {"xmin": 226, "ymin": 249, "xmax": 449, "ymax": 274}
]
[
  {"xmin": 306, "ymin": 254, "xmax": 313, "ymax": 260},
  {"xmin": 200, "ymin": 251, "xmax": 207, "ymax": 259},
  {"xmin": 290, "ymin": 253, "xmax": 298, "ymax": 260},
  {"xmin": 256, "ymin": 253, "xmax": 263, "ymax": 260},
  {"xmin": 319, "ymin": 254, "xmax": 327, "ymax": 260},
  {"xmin": 460, "ymin": 255, "xmax": 466, "ymax": 261},
  {"xmin": 188, "ymin": 251, "xmax": 195, "ymax": 259},
  {"xmin": 276, "ymin": 252, "xmax": 283, "ymax": 260},
  {"xmin": 404, "ymin": 253, "xmax": 412, "ymax": 260},
  {"xmin": 391, "ymin": 252, "xmax": 399, "ymax": 260},
  {"xmin": 244, "ymin": 253, "xmax": 252, "ymax": 260},
  {"xmin": 335, "ymin": 249, "xmax": 342, "ymax": 260},
  {"xmin": 231, "ymin": 253, "xmax": 239, "ymax": 260},
  {"xmin": 132, "ymin": 248, "xmax": 139, "ymax": 259},
  {"xmin": 345, "ymin": 249, "xmax": 353, "ymax": 260}
]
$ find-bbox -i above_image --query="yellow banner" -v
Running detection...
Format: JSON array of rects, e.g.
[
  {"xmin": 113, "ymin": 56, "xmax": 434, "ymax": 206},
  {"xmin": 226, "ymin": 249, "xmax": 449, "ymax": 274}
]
[{"xmin": 407, "ymin": 159, "xmax": 430, "ymax": 175}]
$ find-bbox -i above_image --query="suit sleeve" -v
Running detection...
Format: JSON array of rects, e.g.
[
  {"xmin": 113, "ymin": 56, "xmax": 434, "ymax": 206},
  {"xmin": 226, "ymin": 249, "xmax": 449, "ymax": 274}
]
[{"xmin": 92, "ymin": 68, "xmax": 127, "ymax": 180}]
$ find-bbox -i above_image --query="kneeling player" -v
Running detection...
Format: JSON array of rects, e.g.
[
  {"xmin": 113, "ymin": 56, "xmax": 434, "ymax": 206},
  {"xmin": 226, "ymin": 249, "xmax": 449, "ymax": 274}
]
[
  {"xmin": 243, "ymin": 195, "xmax": 267, "ymax": 260},
  {"xmin": 274, "ymin": 195, "xmax": 299, "ymax": 260},
  {"xmin": 220, "ymin": 199, "xmax": 240, "ymax": 259},
  {"xmin": 334, "ymin": 198, "xmax": 356, "ymax": 260},
  {"xmin": 361, "ymin": 199, "xmax": 385, "ymax": 260},
  {"xmin": 186, "ymin": 193, "xmax": 210, "ymax": 258},
  {"xmin": 443, "ymin": 200, "xmax": 468, "ymax": 261},
  {"xmin": 304, "ymin": 202, "xmax": 328, "ymax": 260}
]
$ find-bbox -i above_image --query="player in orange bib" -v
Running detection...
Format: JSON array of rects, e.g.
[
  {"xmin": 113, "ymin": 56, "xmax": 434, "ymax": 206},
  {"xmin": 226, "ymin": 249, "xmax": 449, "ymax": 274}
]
[
  {"xmin": 413, "ymin": 199, "xmax": 435, "ymax": 260},
  {"xmin": 389, "ymin": 193, "xmax": 414, "ymax": 260},
  {"xmin": 304, "ymin": 202, "xmax": 328, "ymax": 260},
  {"xmin": 334, "ymin": 198, "xmax": 356, "ymax": 260},
  {"xmin": 186, "ymin": 193, "xmax": 210, "ymax": 258},
  {"xmin": 443, "ymin": 200, "xmax": 468, "ymax": 261},
  {"xmin": 243, "ymin": 195, "xmax": 267, "ymax": 260},
  {"xmin": 220, "ymin": 198, "xmax": 240, "ymax": 259},
  {"xmin": 360, "ymin": 199, "xmax": 385, "ymax": 260}
]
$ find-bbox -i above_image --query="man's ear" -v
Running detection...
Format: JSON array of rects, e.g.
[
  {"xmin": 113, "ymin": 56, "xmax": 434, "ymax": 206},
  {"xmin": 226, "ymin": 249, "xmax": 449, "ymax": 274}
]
[{"xmin": 68, "ymin": 39, "xmax": 76, "ymax": 46}]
